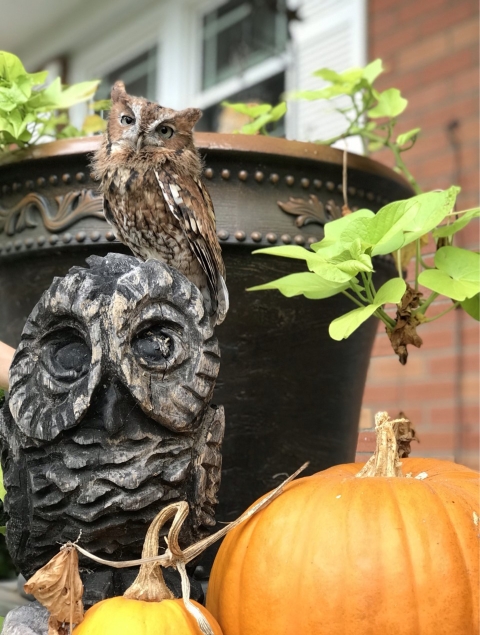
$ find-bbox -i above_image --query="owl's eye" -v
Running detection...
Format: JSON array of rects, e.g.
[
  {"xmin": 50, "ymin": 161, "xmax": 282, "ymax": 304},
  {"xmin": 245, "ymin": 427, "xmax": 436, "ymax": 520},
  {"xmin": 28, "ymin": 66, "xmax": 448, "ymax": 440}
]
[
  {"xmin": 157, "ymin": 125, "xmax": 174, "ymax": 139},
  {"xmin": 41, "ymin": 327, "xmax": 91, "ymax": 384},
  {"xmin": 120, "ymin": 115, "xmax": 135, "ymax": 125},
  {"xmin": 131, "ymin": 322, "xmax": 185, "ymax": 372}
]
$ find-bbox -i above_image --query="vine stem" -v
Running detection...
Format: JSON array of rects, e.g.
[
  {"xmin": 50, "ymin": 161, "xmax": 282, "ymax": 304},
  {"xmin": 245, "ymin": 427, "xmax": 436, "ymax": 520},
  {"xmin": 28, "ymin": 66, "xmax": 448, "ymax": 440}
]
[
  {"xmin": 415, "ymin": 238, "xmax": 421, "ymax": 292},
  {"xmin": 422, "ymin": 301, "xmax": 460, "ymax": 323},
  {"xmin": 395, "ymin": 249, "xmax": 403, "ymax": 276},
  {"xmin": 361, "ymin": 272, "xmax": 375, "ymax": 302},
  {"xmin": 342, "ymin": 290, "xmax": 366, "ymax": 308},
  {"xmin": 388, "ymin": 142, "xmax": 422, "ymax": 194},
  {"xmin": 374, "ymin": 307, "xmax": 396, "ymax": 329},
  {"xmin": 349, "ymin": 281, "xmax": 369, "ymax": 303},
  {"xmin": 413, "ymin": 291, "xmax": 439, "ymax": 316}
]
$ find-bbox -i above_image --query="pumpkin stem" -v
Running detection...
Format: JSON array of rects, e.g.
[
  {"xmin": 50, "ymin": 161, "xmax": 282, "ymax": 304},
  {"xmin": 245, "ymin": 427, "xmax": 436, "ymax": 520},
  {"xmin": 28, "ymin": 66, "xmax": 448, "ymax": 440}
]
[
  {"xmin": 123, "ymin": 504, "xmax": 186, "ymax": 602},
  {"xmin": 356, "ymin": 411, "xmax": 406, "ymax": 478}
]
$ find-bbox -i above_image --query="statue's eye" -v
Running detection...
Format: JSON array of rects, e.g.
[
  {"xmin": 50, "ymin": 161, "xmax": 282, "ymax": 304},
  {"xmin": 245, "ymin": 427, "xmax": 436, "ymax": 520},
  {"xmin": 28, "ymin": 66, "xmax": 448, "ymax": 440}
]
[
  {"xmin": 41, "ymin": 328, "xmax": 91, "ymax": 384},
  {"xmin": 120, "ymin": 115, "xmax": 135, "ymax": 125},
  {"xmin": 131, "ymin": 322, "xmax": 185, "ymax": 372},
  {"xmin": 157, "ymin": 125, "xmax": 174, "ymax": 139}
]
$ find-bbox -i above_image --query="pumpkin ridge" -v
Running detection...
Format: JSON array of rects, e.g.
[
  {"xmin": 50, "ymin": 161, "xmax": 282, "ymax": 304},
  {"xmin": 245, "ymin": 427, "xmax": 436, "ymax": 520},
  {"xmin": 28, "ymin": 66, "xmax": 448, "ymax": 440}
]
[
  {"xmin": 429, "ymin": 478, "xmax": 479, "ymax": 511},
  {"xmin": 423, "ymin": 478, "xmax": 476, "ymax": 624},
  {"xmin": 386, "ymin": 478, "xmax": 422, "ymax": 634},
  {"xmin": 422, "ymin": 471, "xmax": 478, "ymax": 509},
  {"xmin": 337, "ymin": 474, "xmax": 357, "ymax": 634}
]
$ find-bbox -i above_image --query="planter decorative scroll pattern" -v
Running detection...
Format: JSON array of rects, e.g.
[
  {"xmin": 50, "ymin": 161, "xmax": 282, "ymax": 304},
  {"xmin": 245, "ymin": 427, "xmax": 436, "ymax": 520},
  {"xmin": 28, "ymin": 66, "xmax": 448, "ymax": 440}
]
[
  {"xmin": 0, "ymin": 189, "xmax": 105, "ymax": 235},
  {"xmin": 277, "ymin": 194, "xmax": 343, "ymax": 228}
]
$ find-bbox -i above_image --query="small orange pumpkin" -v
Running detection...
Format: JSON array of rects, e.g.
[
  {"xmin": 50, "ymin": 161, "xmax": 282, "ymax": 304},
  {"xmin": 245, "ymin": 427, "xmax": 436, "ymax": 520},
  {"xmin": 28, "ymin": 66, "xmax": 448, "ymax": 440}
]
[
  {"xmin": 73, "ymin": 595, "xmax": 222, "ymax": 635},
  {"xmin": 73, "ymin": 505, "xmax": 222, "ymax": 635},
  {"xmin": 207, "ymin": 413, "xmax": 479, "ymax": 635}
]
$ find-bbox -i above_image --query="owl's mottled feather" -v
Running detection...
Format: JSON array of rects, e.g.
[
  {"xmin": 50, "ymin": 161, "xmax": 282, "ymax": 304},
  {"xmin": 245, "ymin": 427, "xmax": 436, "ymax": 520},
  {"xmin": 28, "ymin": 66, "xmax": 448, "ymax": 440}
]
[{"xmin": 92, "ymin": 81, "xmax": 228, "ymax": 324}]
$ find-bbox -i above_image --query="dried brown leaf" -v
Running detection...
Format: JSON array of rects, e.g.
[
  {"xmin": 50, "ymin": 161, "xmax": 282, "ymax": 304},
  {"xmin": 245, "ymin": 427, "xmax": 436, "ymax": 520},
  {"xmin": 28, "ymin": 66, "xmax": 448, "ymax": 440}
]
[
  {"xmin": 24, "ymin": 544, "xmax": 84, "ymax": 631},
  {"xmin": 394, "ymin": 411, "xmax": 419, "ymax": 458},
  {"xmin": 388, "ymin": 283, "xmax": 423, "ymax": 364}
]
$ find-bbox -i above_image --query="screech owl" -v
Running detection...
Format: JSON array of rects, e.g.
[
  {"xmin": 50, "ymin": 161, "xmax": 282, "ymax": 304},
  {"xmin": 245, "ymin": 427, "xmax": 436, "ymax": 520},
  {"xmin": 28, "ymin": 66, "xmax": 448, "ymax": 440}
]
[
  {"xmin": 92, "ymin": 81, "xmax": 229, "ymax": 325},
  {"xmin": 0, "ymin": 253, "xmax": 224, "ymax": 604}
]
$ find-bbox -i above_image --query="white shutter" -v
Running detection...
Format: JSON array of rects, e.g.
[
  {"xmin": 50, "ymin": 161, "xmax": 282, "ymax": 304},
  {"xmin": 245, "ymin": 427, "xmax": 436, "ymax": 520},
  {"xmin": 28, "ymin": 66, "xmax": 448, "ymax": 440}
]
[{"xmin": 286, "ymin": 0, "xmax": 366, "ymax": 149}]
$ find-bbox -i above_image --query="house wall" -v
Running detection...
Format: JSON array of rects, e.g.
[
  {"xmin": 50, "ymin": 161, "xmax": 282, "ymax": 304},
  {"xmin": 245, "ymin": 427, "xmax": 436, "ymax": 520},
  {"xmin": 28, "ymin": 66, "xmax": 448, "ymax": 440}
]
[{"xmin": 356, "ymin": 0, "xmax": 479, "ymax": 468}]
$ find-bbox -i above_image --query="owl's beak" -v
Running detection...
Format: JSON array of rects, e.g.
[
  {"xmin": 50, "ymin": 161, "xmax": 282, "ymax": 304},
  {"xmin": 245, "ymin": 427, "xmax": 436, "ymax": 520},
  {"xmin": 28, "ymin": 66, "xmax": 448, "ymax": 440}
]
[{"xmin": 136, "ymin": 135, "xmax": 145, "ymax": 152}]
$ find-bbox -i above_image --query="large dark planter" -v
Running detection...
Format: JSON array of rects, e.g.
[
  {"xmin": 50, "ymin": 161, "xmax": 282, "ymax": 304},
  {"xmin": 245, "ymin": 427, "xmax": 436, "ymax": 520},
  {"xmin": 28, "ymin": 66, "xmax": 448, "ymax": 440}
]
[{"xmin": 0, "ymin": 135, "xmax": 412, "ymax": 537}]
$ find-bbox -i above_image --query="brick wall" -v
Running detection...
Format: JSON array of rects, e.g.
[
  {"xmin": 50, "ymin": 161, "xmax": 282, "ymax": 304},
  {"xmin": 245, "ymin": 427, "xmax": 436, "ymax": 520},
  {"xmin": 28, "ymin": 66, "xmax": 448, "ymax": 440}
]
[{"xmin": 356, "ymin": 0, "xmax": 479, "ymax": 469}]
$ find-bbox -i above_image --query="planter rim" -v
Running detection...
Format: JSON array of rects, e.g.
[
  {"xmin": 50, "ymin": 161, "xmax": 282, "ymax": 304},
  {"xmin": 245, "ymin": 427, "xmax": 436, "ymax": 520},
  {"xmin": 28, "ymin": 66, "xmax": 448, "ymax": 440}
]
[{"xmin": 0, "ymin": 134, "xmax": 412, "ymax": 191}]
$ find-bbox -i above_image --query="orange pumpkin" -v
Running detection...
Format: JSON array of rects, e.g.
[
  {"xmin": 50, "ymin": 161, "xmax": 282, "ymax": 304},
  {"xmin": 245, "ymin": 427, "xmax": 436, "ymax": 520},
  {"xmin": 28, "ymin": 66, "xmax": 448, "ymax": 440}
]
[
  {"xmin": 73, "ymin": 596, "xmax": 222, "ymax": 635},
  {"xmin": 207, "ymin": 413, "xmax": 479, "ymax": 635}
]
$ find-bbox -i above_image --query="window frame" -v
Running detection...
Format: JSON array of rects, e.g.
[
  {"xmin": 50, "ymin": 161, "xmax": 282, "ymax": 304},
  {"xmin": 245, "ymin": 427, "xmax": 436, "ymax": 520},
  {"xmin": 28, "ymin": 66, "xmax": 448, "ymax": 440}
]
[{"xmin": 188, "ymin": 0, "xmax": 291, "ymax": 111}]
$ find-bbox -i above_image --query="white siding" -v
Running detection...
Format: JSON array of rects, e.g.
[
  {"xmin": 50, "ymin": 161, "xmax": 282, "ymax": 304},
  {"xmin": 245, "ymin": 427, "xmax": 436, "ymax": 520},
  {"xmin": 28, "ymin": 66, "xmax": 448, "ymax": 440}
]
[{"xmin": 286, "ymin": 0, "xmax": 367, "ymax": 149}]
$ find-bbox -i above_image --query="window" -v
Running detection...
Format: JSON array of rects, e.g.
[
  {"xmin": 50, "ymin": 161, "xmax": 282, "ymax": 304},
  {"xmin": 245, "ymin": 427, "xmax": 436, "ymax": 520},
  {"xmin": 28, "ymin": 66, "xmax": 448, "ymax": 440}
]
[
  {"xmin": 95, "ymin": 46, "xmax": 158, "ymax": 102},
  {"xmin": 196, "ymin": 72, "xmax": 285, "ymax": 134},
  {"xmin": 202, "ymin": 0, "xmax": 288, "ymax": 90}
]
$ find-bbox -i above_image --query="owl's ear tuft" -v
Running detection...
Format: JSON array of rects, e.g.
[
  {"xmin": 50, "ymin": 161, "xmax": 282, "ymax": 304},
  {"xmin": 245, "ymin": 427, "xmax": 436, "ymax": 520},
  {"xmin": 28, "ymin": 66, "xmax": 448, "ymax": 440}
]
[
  {"xmin": 177, "ymin": 108, "xmax": 202, "ymax": 129},
  {"xmin": 111, "ymin": 81, "xmax": 127, "ymax": 103}
]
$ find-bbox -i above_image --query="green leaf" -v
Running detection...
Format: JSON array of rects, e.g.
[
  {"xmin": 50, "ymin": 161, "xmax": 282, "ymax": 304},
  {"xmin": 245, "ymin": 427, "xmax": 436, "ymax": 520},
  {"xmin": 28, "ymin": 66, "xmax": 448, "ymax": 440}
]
[
  {"xmin": 269, "ymin": 101, "xmax": 287, "ymax": 121},
  {"xmin": 247, "ymin": 272, "xmax": 349, "ymax": 299},
  {"xmin": 28, "ymin": 76, "xmax": 61, "ymax": 108},
  {"xmin": 253, "ymin": 245, "xmax": 310, "ymax": 260},
  {"xmin": 56, "ymin": 124, "xmax": 83, "ymax": 139},
  {"xmin": 28, "ymin": 70, "xmax": 48, "ymax": 86},
  {"xmin": 49, "ymin": 79, "xmax": 100, "ymax": 109},
  {"xmin": 9, "ymin": 110, "xmax": 35, "ymax": 138},
  {"xmin": 336, "ymin": 257, "xmax": 373, "ymax": 275},
  {"xmin": 368, "ymin": 141, "xmax": 385, "ymax": 152},
  {"xmin": 240, "ymin": 113, "xmax": 272, "ymax": 134},
  {"xmin": 396, "ymin": 127, "xmax": 421, "ymax": 147},
  {"xmin": 401, "ymin": 187, "xmax": 460, "ymax": 246},
  {"xmin": 418, "ymin": 247, "xmax": 480, "ymax": 301},
  {"xmin": 0, "ymin": 51, "xmax": 27, "ymax": 80},
  {"xmin": 0, "ymin": 83, "xmax": 30, "ymax": 112},
  {"xmin": 222, "ymin": 101, "xmax": 272, "ymax": 118},
  {"xmin": 82, "ymin": 113, "xmax": 107, "ymax": 134},
  {"xmin": 308, "ymin": 210, "xmax": 375, "ymax": 259},
  {"xmin": 93, "ymin": 99, "xmax": 112, "ymax": 111},
  {"xmin": 436, "ymin": 246, "xmax": 479, "ymax": 283},
  {"xmin": 288, "ymin": 84, "xmax": 352, "ymax": 100},
  {"xmin": 362, "ymin": 59, "xmax": 384, "ymax": 84},
  {"xmin": 433, "ymin": 208, "xmax": 480, "ymax": 238},
  {"xmin": 346, "ymin": 188, "xmax": 462, "ymax": 257},
  {"xmin": 328, "ymin": 275, "xmax": 405, "ymax": 341},
  {"xmin": 368, "ymin": 88, "xmax": 408, "ymax": 118},
  {"xmin": 374, "ymin": 278, "xmax": 407, "ymax": 305},
  {"xmin": 312, "ymin": 209, "xmax": 375, "ymax": 250},
  {"xmin": 461, "ymin": 293, "xmax": 480, "ymax": 320},
  {"xmin": 418, "ymin": 270, "xmax": 478, "ymax": 301},
  {"xmin": 312, "ymin": 68, "xmax": 344, "ymax": 82},
  {"xmin": 306, "ymin": 258, "xmax": 356, "ymax": 283},
  {"xmin": 341, "ymin": 201, "xmax": 416, "ymax": 256},
  {"xmin": 329, "ymin": 305, "xmax": 378, "ymax": 340}
]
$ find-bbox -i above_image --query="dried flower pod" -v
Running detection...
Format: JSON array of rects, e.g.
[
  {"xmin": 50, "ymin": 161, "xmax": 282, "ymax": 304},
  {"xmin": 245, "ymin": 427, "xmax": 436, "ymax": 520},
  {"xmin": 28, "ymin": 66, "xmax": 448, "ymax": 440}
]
[{"xmin": 24, "ymin": 544, "xmax": 84, "ymax": 634}]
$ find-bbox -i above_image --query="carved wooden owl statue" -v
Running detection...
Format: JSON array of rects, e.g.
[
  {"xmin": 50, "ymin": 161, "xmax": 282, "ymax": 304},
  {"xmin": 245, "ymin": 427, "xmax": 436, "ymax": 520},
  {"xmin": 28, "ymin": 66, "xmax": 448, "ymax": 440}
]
[
  {"xmin": 0, "ymin": 253, "xmax": 224, "ymax": 604},
  {"xmin": 92, "ymin": 81, "xmax": 228, "ymax": 325}
]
